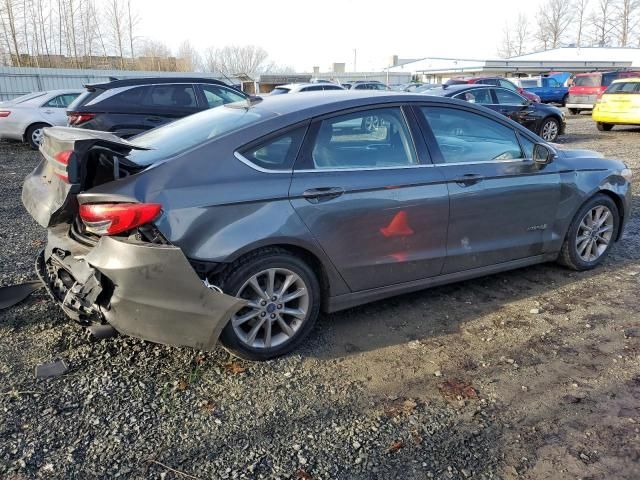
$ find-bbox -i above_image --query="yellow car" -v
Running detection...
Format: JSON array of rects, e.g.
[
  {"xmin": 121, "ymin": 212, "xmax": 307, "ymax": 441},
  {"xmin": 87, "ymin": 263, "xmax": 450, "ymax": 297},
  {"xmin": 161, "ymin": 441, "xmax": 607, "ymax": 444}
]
[{"xmin": 592, "ymin": 77, "xmax": 640, "ymax": 131}]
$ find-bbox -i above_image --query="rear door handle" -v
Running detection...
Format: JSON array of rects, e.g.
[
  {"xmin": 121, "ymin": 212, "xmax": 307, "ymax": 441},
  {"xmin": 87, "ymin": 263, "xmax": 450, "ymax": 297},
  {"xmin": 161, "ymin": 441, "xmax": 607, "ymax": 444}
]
[
  {"xmin": 454, "ymin": 174, "xmax": 483, "ymax": 186},
  {"xmin": 302, "ymin": 187, "xmax": 345, "ymax": 203}
]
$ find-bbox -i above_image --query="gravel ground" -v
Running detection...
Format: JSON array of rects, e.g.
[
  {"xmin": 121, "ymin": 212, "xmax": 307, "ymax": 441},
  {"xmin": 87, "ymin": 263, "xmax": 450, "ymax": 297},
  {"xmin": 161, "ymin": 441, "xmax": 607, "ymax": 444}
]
[{"xmin": 1, "ymin": 113, "xmax": 639, "ymax": 480}]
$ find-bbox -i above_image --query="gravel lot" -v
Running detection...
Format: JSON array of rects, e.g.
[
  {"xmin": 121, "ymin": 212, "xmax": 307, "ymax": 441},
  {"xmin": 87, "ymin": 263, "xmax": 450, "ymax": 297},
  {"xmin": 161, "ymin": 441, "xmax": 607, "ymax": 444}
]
[{"xmin": 1, "ymin": 113, "xmax": 639, "ymax": 480}]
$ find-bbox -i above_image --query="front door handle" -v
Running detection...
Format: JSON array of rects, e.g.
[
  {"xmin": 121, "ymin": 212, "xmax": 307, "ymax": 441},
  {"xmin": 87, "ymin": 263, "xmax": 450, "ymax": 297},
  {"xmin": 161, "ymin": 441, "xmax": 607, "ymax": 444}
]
[
  {"xmin": 454, "ymin": 174, "xmax": 483, "ymax": 186},
  {"xmin": 302, "ymin": 187, "xmax": 345, "ymax": 203}
]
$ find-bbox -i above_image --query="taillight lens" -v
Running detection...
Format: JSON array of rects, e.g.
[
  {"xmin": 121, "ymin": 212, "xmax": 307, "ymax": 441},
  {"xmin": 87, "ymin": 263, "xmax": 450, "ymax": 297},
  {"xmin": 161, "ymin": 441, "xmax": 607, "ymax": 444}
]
[
  {"xmin": 67, "ymin": 112, "xmax": 95, "ymax": 126},
  {"xmin": 0, "ymin": 110, "xmax": 11, "ymax": 117},
  {"xmin": 79, "ymin": 203, "xmax": 162, "ymax": 235},
  {"xmin": 51, "ymin": 149, "xmax": 73, "ymax": 182}
]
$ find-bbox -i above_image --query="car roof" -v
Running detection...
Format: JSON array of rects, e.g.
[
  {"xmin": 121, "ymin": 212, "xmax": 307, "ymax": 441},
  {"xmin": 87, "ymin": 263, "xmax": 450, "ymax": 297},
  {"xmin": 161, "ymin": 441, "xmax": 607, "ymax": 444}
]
[
  {"xmin": 85, "ymin": 77, "xmax": 228, "ymax": 90},
  {"xmin": 423, "ymin": 84, "xmax": 487, "ymax": 96},
  {"xmin": 275, "ymin": 83, "xmax": 343, "ymax": 90}
]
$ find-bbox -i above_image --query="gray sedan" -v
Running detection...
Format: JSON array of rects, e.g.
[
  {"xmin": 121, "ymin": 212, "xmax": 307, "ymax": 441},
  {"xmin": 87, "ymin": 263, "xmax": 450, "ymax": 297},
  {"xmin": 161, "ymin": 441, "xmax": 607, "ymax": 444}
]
[
  {"xmin": 0, "ymin": 89, "xmax": 81, "ymax": 148},
  {"xmin": 22, "ymin": 91, "xmax": 631, "ymax": 360}
]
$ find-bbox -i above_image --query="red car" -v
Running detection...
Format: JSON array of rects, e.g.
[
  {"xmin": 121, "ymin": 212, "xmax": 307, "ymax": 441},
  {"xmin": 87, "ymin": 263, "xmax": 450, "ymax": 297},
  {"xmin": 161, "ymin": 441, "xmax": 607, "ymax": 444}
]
[
  {"xmin": 566, "ymin": 70, "xmax": 640, "ymax": 114},
  {"xmin": 446, "ymin": 77, "xmax": 541, "ymax": 103}
]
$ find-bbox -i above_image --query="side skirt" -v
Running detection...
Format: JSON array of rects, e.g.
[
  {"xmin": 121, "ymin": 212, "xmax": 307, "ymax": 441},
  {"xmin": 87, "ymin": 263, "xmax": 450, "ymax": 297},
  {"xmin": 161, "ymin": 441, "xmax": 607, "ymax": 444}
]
[{"xmin": 326, "ymin": 253, "xmax": 558, "ymax": 313}]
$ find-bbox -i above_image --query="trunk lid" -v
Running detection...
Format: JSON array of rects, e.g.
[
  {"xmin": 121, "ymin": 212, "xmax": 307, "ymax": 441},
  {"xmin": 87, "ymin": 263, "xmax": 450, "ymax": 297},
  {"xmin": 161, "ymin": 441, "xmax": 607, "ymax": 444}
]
[{"xmin": 21, "ymin": 127, "xmax": 150, "ymax": 228}]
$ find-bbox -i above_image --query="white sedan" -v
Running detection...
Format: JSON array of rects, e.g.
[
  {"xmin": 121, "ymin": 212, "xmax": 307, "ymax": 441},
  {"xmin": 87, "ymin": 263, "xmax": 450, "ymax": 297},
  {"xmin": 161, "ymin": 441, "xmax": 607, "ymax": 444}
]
[{"xmin": 0, "ymin": 89, "xmax": 82, "ymax": 149}]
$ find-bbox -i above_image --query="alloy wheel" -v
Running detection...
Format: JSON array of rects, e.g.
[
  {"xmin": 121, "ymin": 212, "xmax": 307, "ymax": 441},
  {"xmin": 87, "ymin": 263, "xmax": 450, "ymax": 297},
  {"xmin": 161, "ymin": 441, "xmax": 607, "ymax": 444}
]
[
  {"xmin": 575, "ymin": 205, "xmax": 614, "ymax": 262},
  {"xmin": 231, "ymin": 268, "xmax": 309, "ymax": 349},
  {"xmin": 31, "ymin": 128, "xmax": 44, "ymax": 146},
  {"xmin": 540, "ymin": 120, "xmax": 558, "ymax": 141}
]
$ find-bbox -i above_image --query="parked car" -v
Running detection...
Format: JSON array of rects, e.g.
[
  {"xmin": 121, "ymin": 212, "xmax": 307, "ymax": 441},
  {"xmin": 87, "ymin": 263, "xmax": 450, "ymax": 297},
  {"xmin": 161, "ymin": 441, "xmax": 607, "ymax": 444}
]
[
  {"xmin": 23, "ymin": 91, "xmax": 630, "ymax": 360},
  {"xmin": 270, "ymin": 83, "xmax": 345, "ymax": 94},
  {"xmin": 517, "ymin": 76, "xmax": 569, "ymax": 105},
  {"xmin": 592, "ymin": 77, "xmax": 640, "ymax": 131},
  {"xmin": 0, "ymin": 89, "xmax": 81, "ymax": 148},
  {"xmin": 66, "ymin": 77, "xmax": 247, "ymax": 137},
  {"xmin": 345, "ymin": 80, "xmax": 389, "ymax": 91},
  {"xmin": 566, "ymin": 71, "xmax": 640, "ymax": 114},
  {"xmin": 446, "ymin": 76, "xmax": 541, "ymax": 103},
  {"xmin": 413, "ymin": 83, "xmax": 443, "ymax": 93},
  {"xmin": 425, "ymin": 84, "xmax": 565, "ymax": 141}
]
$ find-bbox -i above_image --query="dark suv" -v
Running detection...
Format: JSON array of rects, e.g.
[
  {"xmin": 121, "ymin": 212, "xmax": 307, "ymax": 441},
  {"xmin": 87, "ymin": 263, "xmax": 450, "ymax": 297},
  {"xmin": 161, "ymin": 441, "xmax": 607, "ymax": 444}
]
[{"xmin": 67, "ymin": 77, "xmax": 247, "ymax": 137}]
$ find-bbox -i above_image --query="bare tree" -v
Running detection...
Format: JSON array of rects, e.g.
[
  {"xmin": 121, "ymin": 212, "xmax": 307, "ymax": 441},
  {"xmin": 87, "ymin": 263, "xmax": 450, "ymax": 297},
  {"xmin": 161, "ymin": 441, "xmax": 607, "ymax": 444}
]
[
  {"xmin": 176, "ymin": 39, "xmax": 201, "ymax": 71},
  {"xmin": 126, "ymin": 0, "xmax": 138, "ymax": 58},
  {"xmin": 105, "ymin": 0, "xmax": 126, "ymax": 68},
  {"xmin": 615, "ymin": 0, "xmax": 640, "ymax": 46},
  {"xmin": 535, "ymin": 0, "xmax": 573, "ymax": 49},
  {"xmin": 498, "ymin": 22, "xmax": 515, "ymax": 58},
  {"xmin": 205, "ymin": 45, "xmax": 269, "ymax": 77},
  {"xmin": 1, "ymin": 0, "xmax": 22, "ymax": 65},
  {"xmin": 590, "ymin": 0, "xmax": 618, "ymax": 46},
  {"xmin": 575, "ymin": 0, "xmax": 590, "ymax": 46},
  {"xmin": 513, "ymin": 13, "xmax": 529, "ymax": 56}
]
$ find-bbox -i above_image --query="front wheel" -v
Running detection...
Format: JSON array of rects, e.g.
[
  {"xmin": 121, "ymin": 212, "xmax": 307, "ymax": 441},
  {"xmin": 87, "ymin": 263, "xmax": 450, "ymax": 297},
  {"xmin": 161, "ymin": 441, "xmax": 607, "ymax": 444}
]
[
  {"xmin": 557, "ymin": 194, "xmax": 619, "ymax": 271},
  {"xmin": 539, "ymin": 117, "xmax": 560, "ymax": 142},
  {"xmin": 596, "ymin": 122, "xmax": 613, "ymax": 131},
  {"xmin": 26, "ymin": 123, "xmax": 49, "ymax": 149},
  {"xmin": 217, "ymin": 248, "xmax": 321, "ymax": 360}
]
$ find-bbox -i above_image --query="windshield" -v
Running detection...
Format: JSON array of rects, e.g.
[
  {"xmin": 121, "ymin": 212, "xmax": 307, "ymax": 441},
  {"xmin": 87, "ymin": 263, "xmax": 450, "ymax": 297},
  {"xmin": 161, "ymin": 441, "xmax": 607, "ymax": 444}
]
[
  {"xmin": 127, "ymin": 103, "xmax": 269, "ymax": 165},
  {"xmin": 605, "ymin": 81, "xmax": 640, "ymax": 94},
  {"xmin": 270, "ymin": 88, "xmax": 290, "ymax": 95},
  {"xmin": 574, "ymin": 75, "xmax": 600, "ymax": 87}
]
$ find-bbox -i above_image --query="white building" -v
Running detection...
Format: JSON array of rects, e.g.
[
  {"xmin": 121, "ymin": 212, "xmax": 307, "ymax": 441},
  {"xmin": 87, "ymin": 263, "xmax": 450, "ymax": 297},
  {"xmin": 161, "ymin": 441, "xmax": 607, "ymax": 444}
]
[{"xmin": 388, "ymin": 47, "xmax": 640, "ymax": 84}]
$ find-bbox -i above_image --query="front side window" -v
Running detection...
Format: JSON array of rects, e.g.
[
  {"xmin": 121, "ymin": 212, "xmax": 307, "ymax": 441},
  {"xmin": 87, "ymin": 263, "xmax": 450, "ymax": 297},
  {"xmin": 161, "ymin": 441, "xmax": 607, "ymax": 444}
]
[
  {"xmin": 310, "ymin": 107, "xmax": 418, "ymax": 169},
  {"xmin": 454, "ymin": 88, "xmax": 493, "ymax": 105},
  {"xmin": 495, "ymin": 89, "xmax": 526, "ymax": 105},
  {"xmin": 239, "ymin": 127, "xmax": 306, "ymax": 171},
  {"xmin": 421, "ymin": 107, "xmax": 524, "ymax": 164},
  {"xmin": 548, "ymin": 78, "xmax": 560, "ymax": 88},
  {"xmin": 201, "ymin": 84, "xmax": 246, "ymax": 108}
]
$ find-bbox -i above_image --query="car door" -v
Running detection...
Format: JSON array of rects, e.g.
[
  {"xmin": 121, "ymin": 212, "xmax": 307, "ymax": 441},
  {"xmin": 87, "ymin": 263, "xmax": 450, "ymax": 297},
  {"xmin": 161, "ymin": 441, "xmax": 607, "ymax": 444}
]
[
  {"xmin": 40, "ymin": 93, "xmax": 79, "ymax": 125},
  {"xmin": 414, "ymin": 104, "xmax": 561, "ymax": 274},
  {"xmin": 488, "ymin": 88, "xmax": 538, "ymax": 131},
  {"xmin": 289, "ymin": 105, "xmax": 450, "ymax": 292}
]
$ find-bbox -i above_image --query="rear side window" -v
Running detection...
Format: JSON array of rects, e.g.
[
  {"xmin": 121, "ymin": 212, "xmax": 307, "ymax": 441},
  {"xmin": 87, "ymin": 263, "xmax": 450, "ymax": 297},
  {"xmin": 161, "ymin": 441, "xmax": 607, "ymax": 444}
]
[
  {"xmin": 43, "ymin": 93, "xmax": 79, "ymax": 108},
  {"xmin": 309, "ymin": 107, "xmax": 417, "ymax": 169},
  {"xmin": 301, "ymin": 86, "xmax": 324, "ymax": 92},
  {"xmin": 146, "ymin": 84, "xmax": 196, "ymax": 108},
  {"xmin": 421, "ymin": 107, "xmax": 524, "ymax": 164},
  {"xmin": 454, "ymin": 89, "xmax": 493, "ymax": 104},
  {"xmin": 477, "ymin": 79, "xmax": 499, "ymax": 86},
  {"xmin": 91, "ymin": 84, "xmax": 197, "ymax": 109},
  {"xmin": 323, "ymin": 85, "xmax": 343, "ymax": 91},
  {"xmin": 520, "ymin": 79, "xmax": 538, "ymax": 88},
  {"xmin": 239, "ymin": 127, "xmax": 306, "ymax": 171}
]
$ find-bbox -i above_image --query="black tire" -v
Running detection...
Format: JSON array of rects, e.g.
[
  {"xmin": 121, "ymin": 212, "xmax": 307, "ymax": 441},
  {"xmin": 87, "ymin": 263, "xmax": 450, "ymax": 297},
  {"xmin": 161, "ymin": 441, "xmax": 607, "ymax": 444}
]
[
  {"xmin": 561, "ymin": 94, "xmax": 568, "ymax": 107},
  {"xmin": 568, "ymin": 108, "xmax": 580, "ymax": 115},
  {"xmin": 596, "ymin": 122, "xmax": 613, "ymax": 132},
  {"xmin": 539, "ymin": 117, "xmax": 560, "ymax": 142},
  {"xmin": 557, "ymin": 194, "xmax": 619, "ymax": 271},
  {"xmin": 25, "ymin": 123, "xmax": 49, "ymax": 149},
  {"xmin": 217, "ymin": 248, "xmax": 321, "ymax": 361}
]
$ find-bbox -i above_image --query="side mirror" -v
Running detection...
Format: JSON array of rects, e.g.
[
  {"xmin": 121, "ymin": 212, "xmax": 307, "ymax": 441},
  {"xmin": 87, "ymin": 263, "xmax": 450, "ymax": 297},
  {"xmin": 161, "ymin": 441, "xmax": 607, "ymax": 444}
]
[{"xmin": 533, "ymin": 143, "xmax": 556, "ymax": 164}]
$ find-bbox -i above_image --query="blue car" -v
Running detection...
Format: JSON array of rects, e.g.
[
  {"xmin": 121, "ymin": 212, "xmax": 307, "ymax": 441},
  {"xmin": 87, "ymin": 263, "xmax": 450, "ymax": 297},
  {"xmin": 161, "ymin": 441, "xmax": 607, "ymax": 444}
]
[{"xmin": 519, "ymin": 75, "xmax": 570, "ymax": 106}]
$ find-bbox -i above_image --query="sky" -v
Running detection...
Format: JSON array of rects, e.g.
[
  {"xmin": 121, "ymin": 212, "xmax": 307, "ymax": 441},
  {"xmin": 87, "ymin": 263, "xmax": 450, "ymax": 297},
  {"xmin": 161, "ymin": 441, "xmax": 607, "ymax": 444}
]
[{"xmin": 134, "ymin": 0, "xmax": 542, "ymax": 72}]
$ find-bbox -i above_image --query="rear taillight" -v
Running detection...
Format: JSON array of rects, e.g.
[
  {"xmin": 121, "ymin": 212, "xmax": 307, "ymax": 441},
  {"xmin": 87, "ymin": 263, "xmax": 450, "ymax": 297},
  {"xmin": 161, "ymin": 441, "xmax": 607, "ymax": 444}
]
[
  {"xmin": 79, "ymin": 203, "xmax": 162, "ymax": 235},
  {"xmin": 51, "ymin": 149, "xmax": 73, "ymax": 182},
  {"xmin": 0, "ymin": 110, "xmax": 11, "ymax": 117},
  {"xmin": 67, "ymin": 112, "xmax": 95, "ymax": 126}
]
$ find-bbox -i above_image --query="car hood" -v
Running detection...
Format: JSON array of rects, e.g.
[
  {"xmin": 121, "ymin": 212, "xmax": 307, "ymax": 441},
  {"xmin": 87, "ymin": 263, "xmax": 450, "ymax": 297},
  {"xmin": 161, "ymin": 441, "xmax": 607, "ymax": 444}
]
[{"xmin": 554, "ymin": 144, "xmax": 626, "ymax": 170}]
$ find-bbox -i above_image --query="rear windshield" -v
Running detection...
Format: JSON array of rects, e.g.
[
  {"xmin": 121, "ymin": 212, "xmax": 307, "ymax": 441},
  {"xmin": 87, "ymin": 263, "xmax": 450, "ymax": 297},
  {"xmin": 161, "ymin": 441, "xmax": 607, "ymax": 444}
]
[
  {"xmin": 574, "ymin": 75, "xmax": 601, "ymax": 87},
  {"xmin": 605, "ymin": 82, "xmax": 640, "ymax": 94},
  {"xmin": 67, "ymin": 90, "xmax": 94, "ymax": 110},
  {"xmin": 9, "ymin": 92, "xmax": 48, "ymax": 104},
  {"xmin": 126, "ymin": 103, "xmax": 269, "ymax": 165}
]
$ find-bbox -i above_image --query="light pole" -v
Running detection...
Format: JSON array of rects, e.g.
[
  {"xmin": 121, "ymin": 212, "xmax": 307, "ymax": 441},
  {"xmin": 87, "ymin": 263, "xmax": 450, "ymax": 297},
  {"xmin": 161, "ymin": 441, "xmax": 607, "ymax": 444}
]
[{"xmin": 353, "ymin": 49, "xmax": 357, "ymax": 72}]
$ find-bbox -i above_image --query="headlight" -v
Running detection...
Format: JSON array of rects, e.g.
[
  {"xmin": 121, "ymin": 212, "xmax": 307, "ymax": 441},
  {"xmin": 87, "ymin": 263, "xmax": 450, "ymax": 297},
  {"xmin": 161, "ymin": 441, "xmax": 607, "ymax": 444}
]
[{"xmin": 621, "ymin": 168, "xmax": 633, "ymax": 181}]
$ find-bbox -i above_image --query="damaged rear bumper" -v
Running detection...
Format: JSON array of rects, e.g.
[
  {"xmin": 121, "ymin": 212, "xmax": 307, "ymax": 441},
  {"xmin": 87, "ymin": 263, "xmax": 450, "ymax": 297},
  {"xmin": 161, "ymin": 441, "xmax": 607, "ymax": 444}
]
[{"xmin": 38, "ymin": 227, "xmax": 245, "ymax": 350}]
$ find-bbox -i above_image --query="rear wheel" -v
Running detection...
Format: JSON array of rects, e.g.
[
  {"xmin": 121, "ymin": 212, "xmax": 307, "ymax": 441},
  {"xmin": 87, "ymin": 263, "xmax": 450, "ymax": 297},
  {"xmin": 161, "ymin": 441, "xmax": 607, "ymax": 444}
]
[
  {"xmin": 568, "ymin": 108, "xmax": 580, "ymax": 115},
  {"xmin": 26, "ymin": 123, "xmax": 49, "ymax": 149},
  {"xmin": 217, "ymin": 248, "xmax": 321, "ymax": 360},
  {"xmin": 539, "ymin": 117, "xmax": 560, "ymax": 141},
  {"xmin": 596, "ymin": 122, "xmax": 613, "ymax": 131},
  {"xmin": 557, "ymin": 194, "xmax": 619, "ymax": 271}
]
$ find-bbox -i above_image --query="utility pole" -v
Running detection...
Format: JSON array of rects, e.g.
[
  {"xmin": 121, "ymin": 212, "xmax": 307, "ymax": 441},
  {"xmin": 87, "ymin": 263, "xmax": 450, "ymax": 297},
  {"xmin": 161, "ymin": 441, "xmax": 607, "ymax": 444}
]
[{"xmin": 353, "ymin": 48, "xmax": 357, "ymax": 72}]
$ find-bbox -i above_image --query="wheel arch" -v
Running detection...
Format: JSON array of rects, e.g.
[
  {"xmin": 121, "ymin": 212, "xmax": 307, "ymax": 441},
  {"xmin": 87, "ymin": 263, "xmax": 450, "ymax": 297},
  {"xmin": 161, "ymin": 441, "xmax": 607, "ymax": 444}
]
[
  {"xmin": 23, "ymin": 121, "xmax": 52, "ymax": 142},
  {"xmin": 597, "ymin": 189, "xmax": 626, "ymax": 241}
]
